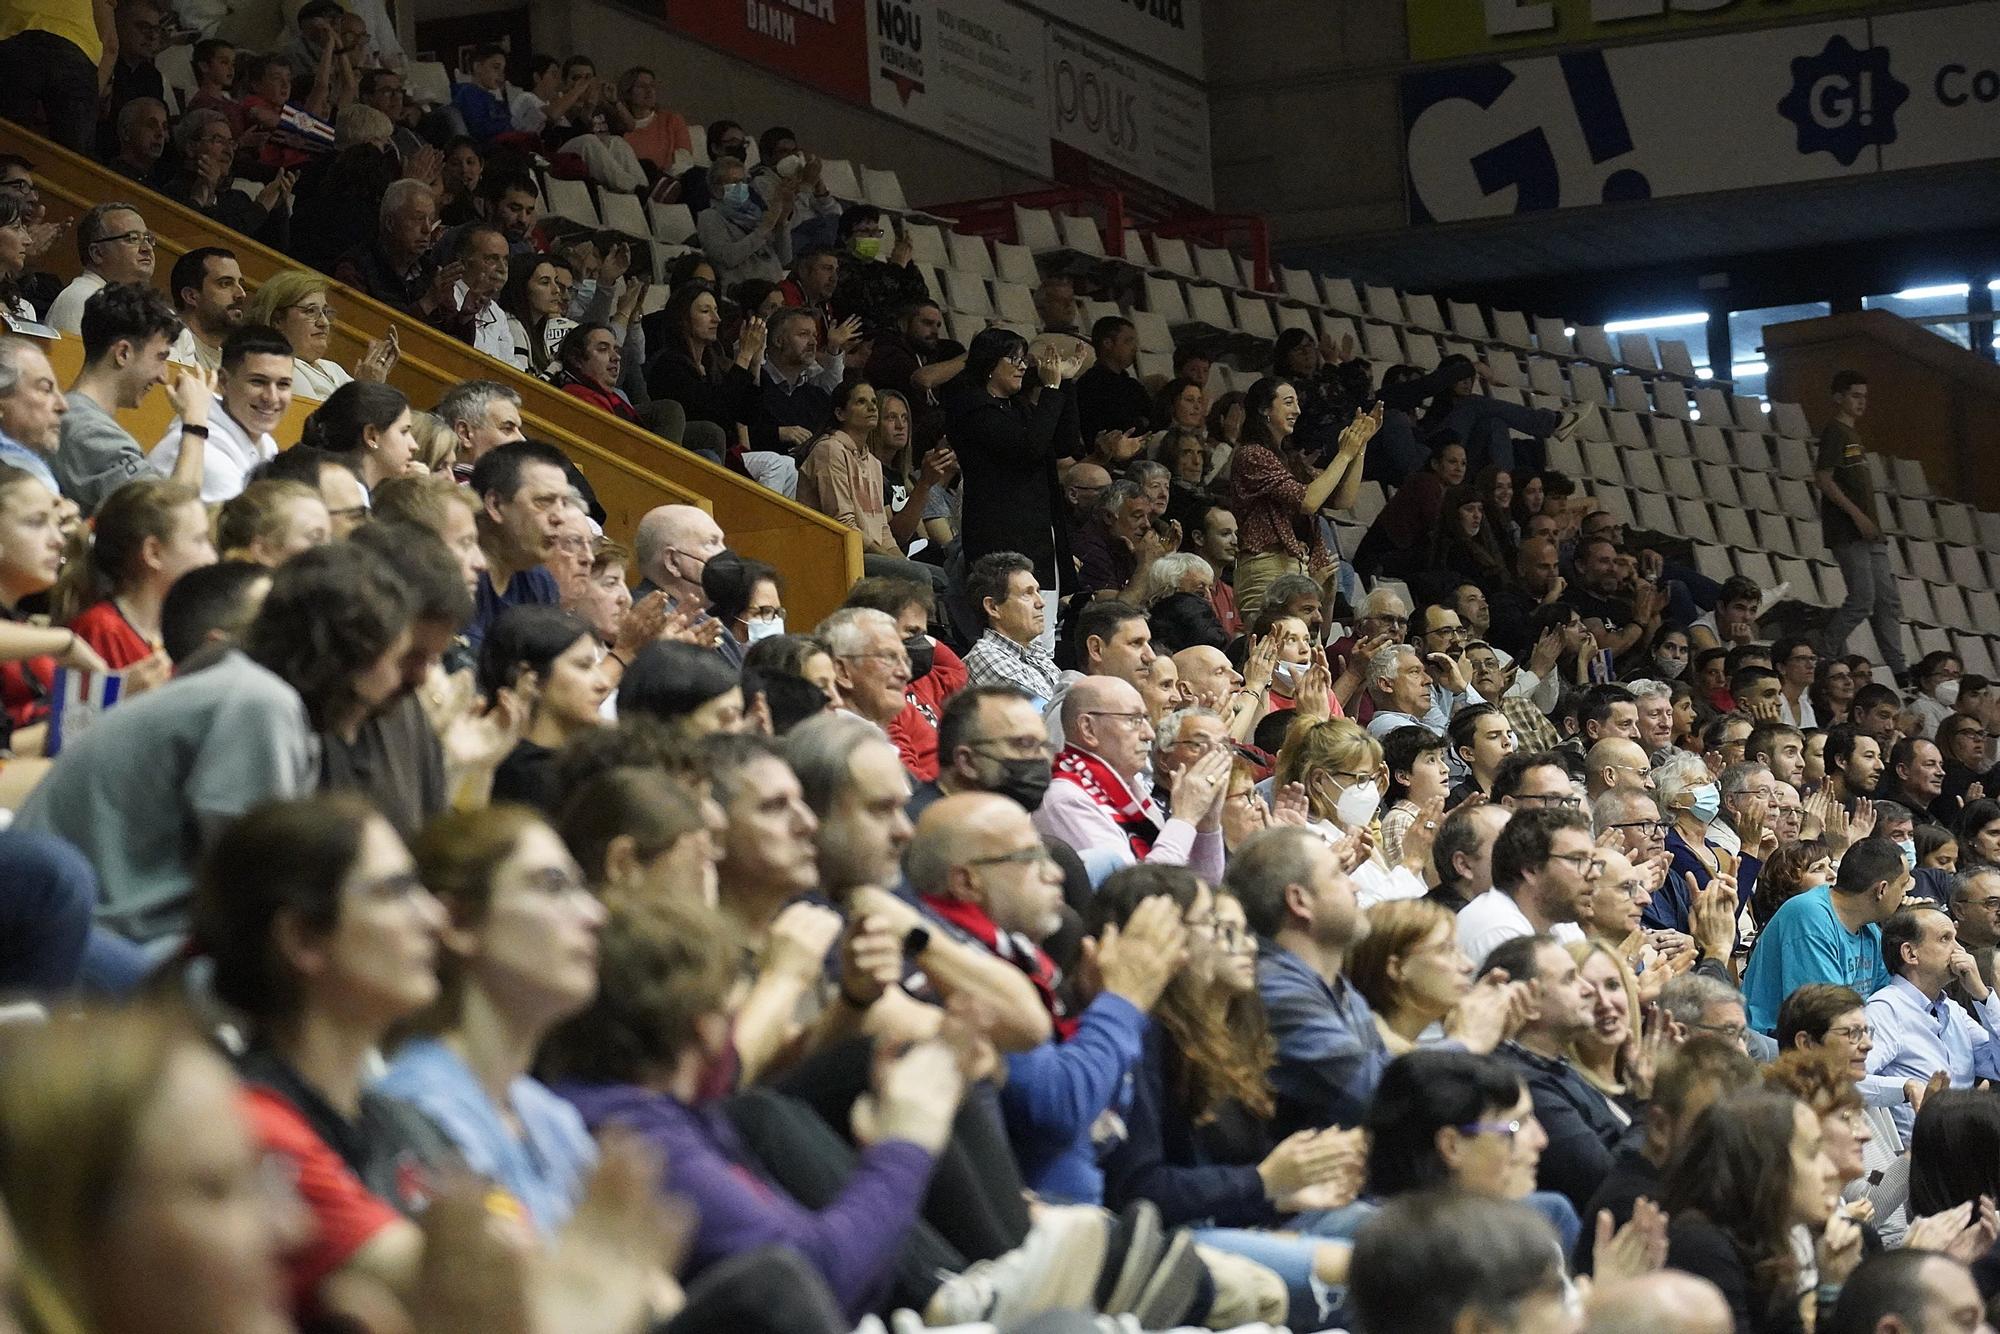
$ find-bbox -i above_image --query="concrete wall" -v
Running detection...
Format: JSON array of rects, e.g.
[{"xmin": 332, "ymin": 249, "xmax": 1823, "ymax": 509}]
[
  {"xmin": 410, "ymin": 0, "xmax": 1049, "ymax": 208},
  {"xmin": 1203, "ymin": 0, "xmax": 1410, "ymax": 241}
]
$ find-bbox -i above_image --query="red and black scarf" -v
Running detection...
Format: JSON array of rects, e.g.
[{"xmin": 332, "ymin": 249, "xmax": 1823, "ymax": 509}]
[
  {"xmin": 920, "ymin": 893, "xmax": 1077, "ymax": 1041},
  {"xmin": 1052, "ymin": 744, "xmax": 1163, "ymax": 861}
]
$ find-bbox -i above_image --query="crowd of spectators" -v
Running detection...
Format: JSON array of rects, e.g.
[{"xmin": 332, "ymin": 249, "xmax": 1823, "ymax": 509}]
[{"xmin": 5, "ymin": 4, "xmax": 2000, "ymax": 1333}]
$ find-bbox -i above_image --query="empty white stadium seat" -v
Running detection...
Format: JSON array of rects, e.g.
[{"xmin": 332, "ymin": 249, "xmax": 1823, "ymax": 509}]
[
  {"xmin": 1364, "ymin": 285, "xmax": 1404, "ymax": 323},
  {"xmin": 1893, "ymin": 456, "xmax": 1932, "ymax": 497},
  {"xmin": 1771, "ymin": 402, "xmax": 1812, "ymax": 438},
  {"xmin": 1730, "ymin": 395, "xmax": 1768, "ymax": 431},
  {"xmin": 1937, "ymin": 502, "xmax": 1978, "ymax": 546},
  {"xmin": 1233, "ymin": 294, "xmax": 1277, "ymax": 341},
  {"xmin": 993, "ymin": 281, "xmax": 1038, "ymax": 325},
  {"xmin": 942, "ymin": 270, "xmax": 993, "ymax": 317},
  {"xmin": 1569, "ymin": 364, "xmax": 1609, "ymax": 406},
  {"xmin": 1280, "ymin": 266, "xmax": 1320, "ymax": 306},
  {"xmin": 649, "ymin": 200, "xmax": 699, "ymax": 244},
  {"xmin": 947, "ymin": 231, "xmax": 995, "ymax": 279},
  {"xmin": 1625, "ymin": 451, "xmax": 1666, "ymax": 494},
  {"xmin": 1650, "ymin": 418, "xmax": 1692, "ymax": 456},
  {"xmin": 1656, "ymin": 339, "xmax": 1699, "ymax": 379},
  {"xmin": 543, "ymin": 176, "xmax": 599, "ymax": 227},
  {"xmin": 817, "ymin": 159, "xmax": 863, "ymax": 200},
  {"xmin": 1674, "ymin": 498, "xmax": 1719, "ymax": 543},
  {"xmin": 1575, "ymin": 325, "xmax": 1617, "ymax": 363},
  {"xmin": 1491, "ymin": 309, "xmax": 1534, "ymax": 347},
  {"xmin": 1527, "ymin": 358, "xmax": 1567, "ymax": 398},
  {"xmin": 1615, "ymin": 333, "xmax": 1658, "ymax": 370},
  {"xmin": 1186, "ymin": 285, "xmax": 1234, "ymax": 331},
  {"xmin": 1636, "ymin": 492, "xmax": 1677, "ymax": 533},
  {"xmin": 1448, "ymin": 301, "xmax": 1490, "ymax": 341},
  {"xmin": 1013, "ymin": 206, "xmax": 1063, "ymax": 254},
  {"xmin": 1405, "ymin": 294, "xmax": 1445, "ymax": 330},
  {"xmin": 1716, "ymin": 508, "xmax": 1758, "ymax": 549},
  {"xmin": 1322, "ymin": 277, "xmax": 1365, "ymax": 314},
  {"xmin": 1610, "ymin": 375, "xmax": 1652, "ymax": 415},
  {"xmin": 860, "ymin": 165, "xmax": 909, "ymax": 210},
  {"xmin": 991, "ymin": 240, "xmax": 1038, "ymax": 287},
  {"xmin": 1143, "ymin": 275, "xmax": 1190, "ymax": 325},
  {"xmin": 1194, "ymin": 245, "xmax": 1238, "ymax": 286},
  {"xmin": 597, "ymin": 191, "xmax": 649, "ymax": 239},
  {"xmin": 1276, "ymin": 305, "xmax": 1315, "ymax": 336},
  {"xmin": 1737, "ymin": 471, "xmax": 1778, "ymax": 515},
  {"xmin": 1533, "ymin": 317, "xmax": 1574, "ymax": 356},
  {"xmin": 1948, "ymin": 545, "xmax": 1990, "ymax": 590}
]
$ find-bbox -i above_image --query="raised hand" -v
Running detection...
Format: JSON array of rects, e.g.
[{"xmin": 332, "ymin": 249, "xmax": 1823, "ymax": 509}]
[
  {"xmin": 838, "ymin": 910, "xmax": 906, "ymax": 1010},
  {"xmin": 356, "ymin": 328, "xmax": 399, "ymax": 382},
  {"xmin": 765, "ymin": 901, "xmax": 843, "ymax": 983},
  {"xmin": 403, "ymin": 144, "xmax": 444, "ymax": 186},
  {"xmin": 538, "ymin": 1132, "xmax": 692, "ymax": 1334},
  {"xmin": 918, "ymin": 446, "xmax": 958, "ymax": 487},
  {"xmin": 1444, "ymin": 968, "xmax": 1523, "ymax": 1054},
  {"xmin": 600, "ymin": 240, "xmax": 632, "ymax": 286},
  {"xmin": 1170, "ymin": 746, "xmax": 1233, "ymax": 827},
  {"xmin": 1242, "ymin": 633, "xmax": 1279, "ymax": 696},
  {"xmin": 1272, "ymin": 781, "xmax": 1310, "ymax": 827},
  {"xmin": 164, "ymin": 363, "xmax": 218, "ymax": 429},
  {"xmin": 1398, "ymin": 793, "xmax": 1447, "ymax": 875},
  {"xmin": 1849, "ymin": 795, "xmax": 1877, "ymax": 841},
  {"xmin": 1592, "ymin": 1197, "xmax": 1669, "ymax": 1284},
  {"xmin": 825, "ymin": 314, "xmax": 863, "ymax": 355}
]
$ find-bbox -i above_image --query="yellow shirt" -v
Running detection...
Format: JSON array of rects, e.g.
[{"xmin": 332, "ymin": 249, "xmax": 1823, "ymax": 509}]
[{"xmin": 1, "ymin": 0, "xmax": 103, "ymax": 64}]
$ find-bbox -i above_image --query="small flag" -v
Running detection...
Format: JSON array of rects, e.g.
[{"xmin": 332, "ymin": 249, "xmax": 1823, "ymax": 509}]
[{"xmin": 47, "ymin": 666, "xmax": 125, "ymax": 757}]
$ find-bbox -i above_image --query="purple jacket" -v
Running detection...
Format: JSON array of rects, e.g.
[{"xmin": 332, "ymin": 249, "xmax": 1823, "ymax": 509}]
[{"xmin": 555, "ymin": 1082, "xmax": 935, "ymax": 1319}]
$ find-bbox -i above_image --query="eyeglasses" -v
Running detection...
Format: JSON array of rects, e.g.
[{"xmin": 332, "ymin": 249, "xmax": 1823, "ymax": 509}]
[
  {"xmin": 1688, "ymin": 1020, "xmax": 1748, "ymax": 1041},
  {"xmin": 1825, "ymin": 1023, "xmax": 1875, "ymax": 1042},
  {"xmin": 1606, "ymin": 879, "xmax": 1650, "ymax": 899},
  {"xmin": 1456, "ymin": 1119, "xmax": 1532, "ymax": 1142},
  {"xmin": 1003, "ymin": 352, "xmax": 1030, "ymax": 370},
  {"xmin": 95, "ymin": 229, "xmax": 156, "ymax": 249},
  {"xmin": 287, "ymin": 303, "xmax": 337, "ymax": 325},
  {"xmin": 1082, "ymin": 710, "xmax": 1151, "ymax": 726},
  {"xmin": 1518, "ymin": 792, "xmax": 1584, "ymax": 810},
  {"xmin": 1549, "ymin": 851, "xmax": 1608, "ymax": 877},
  {"xmin": 838, "ymin": 650, "xmax": 910, "ymax": 668},
  {"xmin": 521, "ymin": 865, "xmax": 592, "ymax": 898},
  {"xmin": 968, "ymin": 846, "xmax": 1054, "ymax": 868}
]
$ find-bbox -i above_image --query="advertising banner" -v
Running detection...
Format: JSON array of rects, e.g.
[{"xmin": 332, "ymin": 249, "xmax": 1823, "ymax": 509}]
[
  {"xmin": 868, "ymin": 0, "xmax": 1053, "ymax": 176},
  {"xmin": 1046, "ymin": 22, "xmax": 1213, "ymax": 208},
  {"xmin": 1402, "ymin": 2, "xmax": 2000, "ymax": 223},
  {"xmin": 1017, "ymin": 0, "xmax": 1204, "ymax": 79},
  {"xmin": 666, "ymin": 0, "xmax": 871, "ymax": 105},
  {"xmin": 1407, "ymin": 0, "xmax": 1887, "ymax": 65}
]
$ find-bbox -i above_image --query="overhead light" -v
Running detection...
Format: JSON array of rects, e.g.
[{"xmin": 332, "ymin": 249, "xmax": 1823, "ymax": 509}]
[
  {"xmin": 1563, "ymin": 326, "xmax": 1576, "ymax": 337},
  {"xmin": 1604, "ymin": 312, "xmax": 1709, "ymax": 333},
  {"xmin": 1760, "ymin": 402, "xmax": 1772, "ymax": 413},
  {"xmin": 1690, "ymin": 409, "xmax": 1702, "ymax": 420},
  {"xmin": 1892, "ymin": 283, "xmax": 1969, "ymax": 301},
  {"xmin": 1733, "ymin": 360, "xmax": 1769, "ymax": 376},
  {"xmin": 1695, "ymin": 367, "xmax": 1715, "ymax": 380}
]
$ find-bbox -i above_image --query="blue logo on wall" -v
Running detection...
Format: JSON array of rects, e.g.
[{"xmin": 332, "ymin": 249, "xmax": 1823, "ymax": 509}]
[{"xmin": 1776, "ymin": 34, "xmax": 1909, "ymax": 166}]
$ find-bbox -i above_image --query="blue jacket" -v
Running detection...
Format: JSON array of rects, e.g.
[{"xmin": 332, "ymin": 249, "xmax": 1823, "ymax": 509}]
[
  {"xmin": 1258, "ymin": 942, "xmax": 1393, "ymax": 1135},
  {"xmin": 999, "ymin": 992, "xmax": 1148, "ymax": 1204}
]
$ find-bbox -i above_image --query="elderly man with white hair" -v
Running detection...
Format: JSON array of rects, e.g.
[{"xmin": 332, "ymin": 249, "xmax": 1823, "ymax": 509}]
[
  {"xmin": 1365, "ymin": 640, "xmax": 1482, "ymax": 744},
  {"xmin": 817, "ymin": 606, "xmax": 913, "ymax": 734},
  {"xmin": 0, "ymin": 336, "xmax": 68, "ymax": 491},
  {"xmin": 1033, "ymin": 675, "xmax": 1231, "ymax": 882},
  {"xmin": 1628, "ymin": 677, "xmax": 1678, "ymax": 762},
  {"xmin": 1330, "ymin": 585, "xmax": 1410, "ymax": 662},
  {"xmin": 332, "ymin": 179, "xmax": 456, "ymax": 318}
]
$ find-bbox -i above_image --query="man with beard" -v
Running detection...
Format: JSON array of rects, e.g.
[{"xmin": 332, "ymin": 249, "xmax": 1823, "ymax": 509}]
[
  {"xmin": 1188, "ymin": 504, "xmax": 1242, "ymax": 637},
  {"xmin": 1825, "ymin": 723, "xmax": 1887, "ymax": 809},
  {"xmin": 166, "ymin": 247, "xmax": 246, "ymax": 373},
  {"xmin": 866, "ymin": 299, "xmax": 964, "ymax": 448}
]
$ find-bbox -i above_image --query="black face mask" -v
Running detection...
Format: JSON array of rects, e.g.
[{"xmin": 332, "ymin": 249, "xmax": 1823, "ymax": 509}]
[
  {"xmin": 904, "ymin": 634, "xmax": 934, "ymax": 680},
  {"xmin": 986, "ymin": 756, "xmax": 1052, "ymax": 812},
  {"xmin": 697, "ymin": 547, "xmax": 743, "ymax": 602}
]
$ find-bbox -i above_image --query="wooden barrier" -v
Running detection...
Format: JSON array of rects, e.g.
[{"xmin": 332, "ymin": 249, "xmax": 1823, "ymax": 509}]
[{"xmin": 3, "ymin": 120, "xmax": 863, "ymax": 622}]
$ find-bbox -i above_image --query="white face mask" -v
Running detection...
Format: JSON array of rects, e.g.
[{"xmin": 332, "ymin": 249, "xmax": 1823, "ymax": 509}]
[
  {"xmin": 744, "ymin": 616, "xmax": 785, "ymax": 644},
  {"xmin": 1335, "ymin": 779, "xmax": 1381, "ymax": 830},
  {"xmin": 1934, "ymin": 679, "xmax": 1960, "ymax": 706}
]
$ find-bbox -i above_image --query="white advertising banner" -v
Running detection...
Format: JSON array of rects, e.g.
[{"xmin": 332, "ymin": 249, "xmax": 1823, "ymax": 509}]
[
  {"xmin": 869, "ymin": 0, "xmax": 1053, "ymax": 177},
  {"xmin": 1017, "ymin": 0, "xmax": 1204, "ymax": 79},
  {"xmin": 1046, "ymin": 22, "xmax": 1214, "ymax": 208},
  {"xmin": 1403, "ymin": 1, "xmax": 2000, "ymax": 223}
]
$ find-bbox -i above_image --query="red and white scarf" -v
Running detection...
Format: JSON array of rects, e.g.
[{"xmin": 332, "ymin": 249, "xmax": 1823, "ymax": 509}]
[
  {"xmin": 1052, "ymin": 744, "xmax": 1163, "ymax": 861},
  {"xmin": 920, "ymin": 893, "xmax": 1077, "ymax": 1040}
]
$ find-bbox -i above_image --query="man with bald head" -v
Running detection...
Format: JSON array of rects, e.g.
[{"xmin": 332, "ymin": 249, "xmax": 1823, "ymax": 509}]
[
  {"xmin": 1822, "ymin": 1249, "xmax": 1991, "ymax": 1334},
  {"xmin": 1490, "ymin": 534, "xmax": 1566, "ymax": 659},
  {"xmin": 1585, "ymin": 1271, "xmax": 1733, "ymax": 1334},
  {"xmin": 1586, "ymin": 738, "xmax": 1656, "ymax": 802},
  {"xmin": 1064, "ymin": 461, "xmax": 1112, "ymax": 528},
  {"xmin": 1172, "ymin": 642, "xmax": 1271, "ymax": 743},
  {"xmin": 634, "ymin": 502, "xmax": 725, "ymax": 612},
  {"xmin": 1034, "ymin": 675, "xmax": 1230, "ymax": 881}
]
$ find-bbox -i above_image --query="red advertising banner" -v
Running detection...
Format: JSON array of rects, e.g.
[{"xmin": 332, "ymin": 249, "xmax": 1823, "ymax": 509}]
[{"xmin": 664, "ymin": 0, "xmax": 871, "ymax": 106}]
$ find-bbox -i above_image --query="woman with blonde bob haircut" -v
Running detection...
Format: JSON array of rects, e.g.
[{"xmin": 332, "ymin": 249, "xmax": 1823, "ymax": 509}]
[
  {"xmin": 243, "ymin": 270, "xmax": 397, "ymax": 400},
  {"xmin": 0, "ymin": 1006, "xmax": 306, "ymax": 1334},
  {"xmin": 1349, "ymin": 897, "xmax": 1503, "ymax": 1055},
  {"xmin": 1274, "ymin": 716, "xmax": 1436, "ymax": 903}
]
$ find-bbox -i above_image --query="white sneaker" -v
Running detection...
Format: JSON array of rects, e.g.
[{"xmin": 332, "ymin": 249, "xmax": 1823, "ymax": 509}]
[{"xmin": 924, "ymin": 1205, "xmax": 1110, "ymax": 1326}]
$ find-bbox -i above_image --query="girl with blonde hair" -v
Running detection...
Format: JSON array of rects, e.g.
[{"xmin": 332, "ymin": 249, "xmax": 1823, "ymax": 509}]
[{"xmin": 1565, "ymin": 939, "xmax": 1652, "ymax": 1113}]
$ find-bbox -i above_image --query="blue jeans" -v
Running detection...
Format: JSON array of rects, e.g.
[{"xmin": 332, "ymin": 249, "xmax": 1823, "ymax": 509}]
[
  {"xmin": 0, "ymin": 830, "xmax": 94, "ymax": 993},
  {"xmin": 1194, "ymin": 1200, "xmax": 1375, "ymax": 1332},
  {"xmin": 1438, "ymin": 396, "xmax": 1560, "ymax": 474},
  {"xmin": 1821, "ymin": 538, "xmax": 1906, "ymax": 674}
]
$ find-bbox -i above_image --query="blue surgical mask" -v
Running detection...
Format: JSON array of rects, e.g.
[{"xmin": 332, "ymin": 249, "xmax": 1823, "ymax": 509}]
[
  {"xmin": 744, "ymin": 616, "xmax": 785, "ymax": 644},
  {"xmin": 1688, "ymin": 782, "xmax": 1722, "ymax": 824},
  {"xmin": 722, "ymin": 181, "xmax": 751, "ymax": 205},
  {"xmin": 1898, "ymin": 838, "xmax": 1917, "ymax": 871}
]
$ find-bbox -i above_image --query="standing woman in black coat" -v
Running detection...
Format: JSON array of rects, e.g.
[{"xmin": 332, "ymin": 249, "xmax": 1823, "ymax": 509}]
[{"xmin": 948, "ymin": 328, "xmax": 1073, "ymax": 617}]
